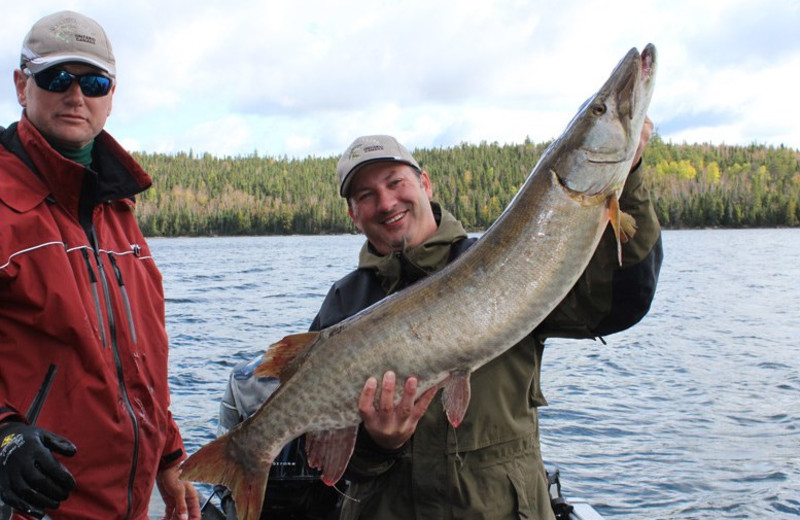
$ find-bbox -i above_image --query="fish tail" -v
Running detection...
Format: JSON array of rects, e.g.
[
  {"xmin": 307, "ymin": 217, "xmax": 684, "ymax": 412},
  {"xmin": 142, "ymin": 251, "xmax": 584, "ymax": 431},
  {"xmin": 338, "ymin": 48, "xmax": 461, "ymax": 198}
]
[{"xmin": 181, "ymin": 434, "xmax": 271, "ymax": 520}]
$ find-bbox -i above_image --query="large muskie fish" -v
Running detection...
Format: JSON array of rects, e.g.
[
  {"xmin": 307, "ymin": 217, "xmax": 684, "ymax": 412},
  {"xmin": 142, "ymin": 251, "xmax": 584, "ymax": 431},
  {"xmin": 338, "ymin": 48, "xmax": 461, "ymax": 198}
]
[{"xmin": 182, "ymin": 43, "xmax": 657, "ymax": 519}]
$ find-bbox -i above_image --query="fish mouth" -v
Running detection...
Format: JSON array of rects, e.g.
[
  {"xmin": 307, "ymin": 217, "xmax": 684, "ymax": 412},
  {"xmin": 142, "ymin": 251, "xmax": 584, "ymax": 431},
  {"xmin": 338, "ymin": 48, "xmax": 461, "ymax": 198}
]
[
  {"xmin": 641, "ymin": 44, "xmax": 656, "ymax": 79},
  {"xmin": 585, "ymin": 44, "xmax": 657, "ymax": 165},
  {"xmin": 585, "ymin": 151, "xmax": 627, "ymax": 164},
  {"xmin": 552, "ymin": 44, "xmax": 657, "ymax": 197}
]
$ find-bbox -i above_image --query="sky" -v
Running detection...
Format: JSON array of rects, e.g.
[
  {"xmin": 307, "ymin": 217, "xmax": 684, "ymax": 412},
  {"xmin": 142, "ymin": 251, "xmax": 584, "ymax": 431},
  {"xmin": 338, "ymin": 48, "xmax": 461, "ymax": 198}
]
[{"xmin": 1, "ymin": 0, "xmax": 798, "ymax": 160}]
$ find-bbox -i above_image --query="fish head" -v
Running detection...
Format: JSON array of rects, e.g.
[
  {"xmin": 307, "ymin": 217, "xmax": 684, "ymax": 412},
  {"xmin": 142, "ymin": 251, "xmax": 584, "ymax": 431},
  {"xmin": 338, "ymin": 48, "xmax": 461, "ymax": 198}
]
[{"xmin": 548, "ymin": 44, "xmax": 657, "ymax": 199}]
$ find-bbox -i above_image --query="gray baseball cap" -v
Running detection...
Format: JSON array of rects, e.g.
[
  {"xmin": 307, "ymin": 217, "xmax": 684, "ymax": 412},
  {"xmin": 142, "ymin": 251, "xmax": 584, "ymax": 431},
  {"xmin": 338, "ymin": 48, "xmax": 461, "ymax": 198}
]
[
  {"xmin": 20, "ymin": 10, "xmax": 116, "ymax": 77},
  {"xmin": 337, "ymin": 135, "xmax": 421, "ymax": 198}
]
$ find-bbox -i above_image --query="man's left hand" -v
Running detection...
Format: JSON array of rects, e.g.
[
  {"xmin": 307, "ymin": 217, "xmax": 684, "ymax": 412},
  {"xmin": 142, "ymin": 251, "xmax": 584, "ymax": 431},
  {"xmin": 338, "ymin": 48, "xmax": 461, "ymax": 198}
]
[
  {"xmin": 631, "ymin": 116, "xmax": 654, "ymax": 169},
  {"xmin": 156, "ymin": 464, "xmax": 200, "ymax": 520},
  {"xmin": 358, "ymin": 371, "xmax": 439, "ymax": 451}
]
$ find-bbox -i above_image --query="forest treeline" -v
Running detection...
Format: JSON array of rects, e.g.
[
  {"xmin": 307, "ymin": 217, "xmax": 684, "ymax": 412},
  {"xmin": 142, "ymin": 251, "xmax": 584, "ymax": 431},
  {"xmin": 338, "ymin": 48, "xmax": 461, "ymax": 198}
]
[{"xmin": 132, "ymin": 136, "xmax": 800, "ymax": 236}]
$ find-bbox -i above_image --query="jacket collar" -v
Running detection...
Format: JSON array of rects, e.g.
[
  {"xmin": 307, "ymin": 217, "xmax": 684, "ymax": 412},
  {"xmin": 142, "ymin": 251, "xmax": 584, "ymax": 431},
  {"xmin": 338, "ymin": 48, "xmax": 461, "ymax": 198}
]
[
  {"xmin": 0, "ymin": 116, "xmax": 151, "ymax": 216},
  {"xmin": 358, "ymin": 202, "xmax": 468, "ymax": 294}
]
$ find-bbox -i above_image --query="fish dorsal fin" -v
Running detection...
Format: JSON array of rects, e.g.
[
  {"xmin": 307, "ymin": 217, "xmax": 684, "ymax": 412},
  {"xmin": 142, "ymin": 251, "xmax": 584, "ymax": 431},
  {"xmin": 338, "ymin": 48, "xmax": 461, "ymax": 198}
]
[
  {"xmin": 305, "ymin": 426, "xmax": 358, "ymax": 485},
  {"xmin": 442, "ymin": 370, "xmax": 471, "ymax": 428},
  {"xmin": 254, "ymin": 332, "xmax": 319, "ymax": 379},
  {"xmin": 606, "ymin": 195, "xmax": 637, "ymax": 266}
]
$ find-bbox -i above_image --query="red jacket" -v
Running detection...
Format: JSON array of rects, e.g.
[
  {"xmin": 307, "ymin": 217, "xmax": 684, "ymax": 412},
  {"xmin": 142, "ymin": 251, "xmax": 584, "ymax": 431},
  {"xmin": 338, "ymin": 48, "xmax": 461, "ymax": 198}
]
[{"xmin": 0, "ymin": 116, "xmax": 185, "ymax": 520}]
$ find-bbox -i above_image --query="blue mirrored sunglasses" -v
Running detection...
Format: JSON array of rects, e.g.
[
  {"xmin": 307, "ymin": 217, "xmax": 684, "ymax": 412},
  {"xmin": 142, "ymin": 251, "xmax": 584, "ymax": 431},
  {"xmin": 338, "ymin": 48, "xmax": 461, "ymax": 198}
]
[{"xmin": 27, "ymin": 68, "xmax": 113, "ymax": 97}]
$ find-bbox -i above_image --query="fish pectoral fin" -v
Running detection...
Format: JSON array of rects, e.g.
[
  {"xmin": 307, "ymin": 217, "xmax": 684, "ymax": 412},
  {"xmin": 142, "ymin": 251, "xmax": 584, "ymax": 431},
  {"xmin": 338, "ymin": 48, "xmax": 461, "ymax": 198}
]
[
  {"xmin": 305, "ymin": 425, "xmax": 358, "ymax": 486},
  {"xmin": 619, "ymin": 211, "xmax": 638, "ymax": 242},
  {"xmin": 255, "ymin": 332, "xmax": 320, "ymax": 379},
  {"xmin": 442, "ymin": 370, "xmax": 472, "ymax": 428},
  {"xmin": 606, "ymin": 196, "xmax": 637, "ymax": 265}
]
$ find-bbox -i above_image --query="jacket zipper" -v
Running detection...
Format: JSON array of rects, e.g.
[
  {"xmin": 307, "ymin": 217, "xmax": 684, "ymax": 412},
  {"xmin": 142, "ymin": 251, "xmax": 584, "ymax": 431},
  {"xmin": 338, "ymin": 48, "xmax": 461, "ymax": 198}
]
[
  {"xmin": 81, "ymin": 249, "xmax": 108, "ymax": 348},
  {"xmin": 90, "ymin": 227, "xmax": 139, "ymax": 520},
  {"xmin": 108, "ymin": 253, "xmax": 138, "ymax": 345}
]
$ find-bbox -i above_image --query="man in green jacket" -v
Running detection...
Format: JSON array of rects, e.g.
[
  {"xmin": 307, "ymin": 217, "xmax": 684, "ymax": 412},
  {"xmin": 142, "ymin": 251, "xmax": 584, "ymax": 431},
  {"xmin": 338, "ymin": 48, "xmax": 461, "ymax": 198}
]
[{"xmin": 309, "ymin": 130, "xmax": 662, "ymax": 520}]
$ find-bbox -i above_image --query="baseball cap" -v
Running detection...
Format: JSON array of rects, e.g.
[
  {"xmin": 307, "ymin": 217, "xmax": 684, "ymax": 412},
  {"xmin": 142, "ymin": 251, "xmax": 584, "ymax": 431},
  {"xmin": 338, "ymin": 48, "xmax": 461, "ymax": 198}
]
[
  {"xmin": 337, "ymin": 135, "xmax": 421, "ymax": 198},
  {"xmin": 20, "ymin": 10, "xmax": 116, "ymax": 77}
]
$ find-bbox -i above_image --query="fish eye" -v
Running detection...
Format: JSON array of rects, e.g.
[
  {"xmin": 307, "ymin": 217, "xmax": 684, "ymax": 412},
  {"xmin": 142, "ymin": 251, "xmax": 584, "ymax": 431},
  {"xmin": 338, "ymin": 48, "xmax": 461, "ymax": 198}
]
[{"xmin": 591, "ymin": 103, "xmax": 607, "ymax": 116}]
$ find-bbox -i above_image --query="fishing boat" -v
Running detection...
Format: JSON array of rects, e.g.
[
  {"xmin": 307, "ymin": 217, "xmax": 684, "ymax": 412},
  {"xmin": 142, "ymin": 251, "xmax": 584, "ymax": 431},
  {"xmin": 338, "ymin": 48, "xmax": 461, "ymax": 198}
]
[
  {"xmin": 144, "ymin": 359, "xmax": 608, "ymax": 520},
  {"xmin": 145, "ymin": 465, "xmax": 607, "ymax": 520},
  {"xmin": 569, "ymin": 499, "xmax": 607, "ymax": 520},
  {"xmin": 145, "ymin": 366, "xmax": 608, "ymax": 520},
  {"xmin": 545, "ymin": 465, "xmax": 606, "ymax": 520}
]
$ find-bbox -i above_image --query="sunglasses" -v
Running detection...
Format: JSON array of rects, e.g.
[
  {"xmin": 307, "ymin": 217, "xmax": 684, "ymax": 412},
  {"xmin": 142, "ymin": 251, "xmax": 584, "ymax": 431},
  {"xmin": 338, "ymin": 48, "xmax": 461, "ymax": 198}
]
[{"xmin": 27, "ymin": 68, "xmax": 113, "ymax": 97}]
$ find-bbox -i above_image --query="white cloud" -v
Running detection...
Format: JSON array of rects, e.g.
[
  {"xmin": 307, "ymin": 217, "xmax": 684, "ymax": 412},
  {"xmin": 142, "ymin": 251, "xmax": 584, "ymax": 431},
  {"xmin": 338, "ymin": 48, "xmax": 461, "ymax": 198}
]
[{"xmin": 2, "ymin": 0, "xmax": 798, "ymax": 157}]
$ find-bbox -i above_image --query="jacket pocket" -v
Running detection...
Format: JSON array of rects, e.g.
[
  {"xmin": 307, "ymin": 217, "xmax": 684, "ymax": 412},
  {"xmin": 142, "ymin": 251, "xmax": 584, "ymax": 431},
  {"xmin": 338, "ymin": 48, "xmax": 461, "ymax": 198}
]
[
  {"xmin": 507, "ymin": 467, "xmax": 534, "ymax": 519},
  {"xmin": 507, "ymin": 456, "xmax": 556, "ymax": 520}
]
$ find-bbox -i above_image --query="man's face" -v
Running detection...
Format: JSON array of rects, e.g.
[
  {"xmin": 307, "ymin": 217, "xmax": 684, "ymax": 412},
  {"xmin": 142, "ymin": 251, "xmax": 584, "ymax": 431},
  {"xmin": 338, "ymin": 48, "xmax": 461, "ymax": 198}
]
[
  {"xmin": 347, "ymin": 162, "xmax": 438, "ymax": 255},
  {"xmin": 14, "ymin": 63, "xmax": 114, "ymax": 150}
]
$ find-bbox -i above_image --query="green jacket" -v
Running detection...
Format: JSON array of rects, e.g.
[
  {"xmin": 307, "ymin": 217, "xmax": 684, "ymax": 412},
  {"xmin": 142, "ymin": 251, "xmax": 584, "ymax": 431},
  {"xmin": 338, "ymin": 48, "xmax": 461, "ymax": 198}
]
[{"xmin": 310, "ymin": 164, "xmax": 662, "ymax": 520}]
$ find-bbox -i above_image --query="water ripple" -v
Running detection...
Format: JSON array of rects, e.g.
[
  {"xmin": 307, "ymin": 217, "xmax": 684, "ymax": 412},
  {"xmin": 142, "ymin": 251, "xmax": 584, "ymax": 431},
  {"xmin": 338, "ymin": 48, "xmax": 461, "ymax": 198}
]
[{"xmin": 150, "ymin": 230, "xmax": 800, "ymax": 520}]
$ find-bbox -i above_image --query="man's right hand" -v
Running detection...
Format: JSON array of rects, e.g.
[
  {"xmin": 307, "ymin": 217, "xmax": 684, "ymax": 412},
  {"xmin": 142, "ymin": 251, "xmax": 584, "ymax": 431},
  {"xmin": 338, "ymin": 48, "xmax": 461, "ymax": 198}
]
[{"xmin": 0, "ymin": 422, "xmax": 76, "ymax": 518}]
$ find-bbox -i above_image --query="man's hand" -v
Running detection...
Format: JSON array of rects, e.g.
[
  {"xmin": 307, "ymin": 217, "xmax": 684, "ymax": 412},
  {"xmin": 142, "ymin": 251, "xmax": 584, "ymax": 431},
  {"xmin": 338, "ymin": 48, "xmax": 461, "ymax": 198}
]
[
  {"xmin": 0, "ymin": 422, "xmax": 76, "ymax": 519},
  {"xmin": 358, "ymin": 371, "xmax": 439, "ymax": 450},
  {"xmin": 632, "ymin": 116, "xmax": 654, "ymax": 168},
  {"xmin": 156, "ymin": 464, "xmax": 200, "ymax": 520}
]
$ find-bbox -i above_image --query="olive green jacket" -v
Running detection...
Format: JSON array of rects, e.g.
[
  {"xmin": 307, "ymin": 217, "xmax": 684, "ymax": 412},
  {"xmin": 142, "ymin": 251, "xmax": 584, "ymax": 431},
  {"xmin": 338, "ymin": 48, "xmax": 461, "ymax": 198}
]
[{"xmin": 310, "ymin": 164, "xmax": 662, "ymax": 520}]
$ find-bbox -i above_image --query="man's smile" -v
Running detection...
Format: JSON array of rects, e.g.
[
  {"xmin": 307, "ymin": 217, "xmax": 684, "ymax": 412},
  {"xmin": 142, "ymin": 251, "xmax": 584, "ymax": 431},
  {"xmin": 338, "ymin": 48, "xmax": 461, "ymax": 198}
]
[{"xmin": 383, "ymin": 211, "xmax": 407, "ymax": 225}]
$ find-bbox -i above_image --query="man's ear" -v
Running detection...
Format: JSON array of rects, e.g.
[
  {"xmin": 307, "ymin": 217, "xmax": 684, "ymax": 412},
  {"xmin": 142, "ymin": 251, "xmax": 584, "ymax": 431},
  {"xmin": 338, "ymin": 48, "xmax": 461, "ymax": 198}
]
[
  {"xmin": 13, "ymin": 69, "xmax": 28, "ymax": 107},
  {"xmin": 348, "ymin": 206, "xmax": 363, "ymax": 232},
  {"xmin": 107, "ymin": 84, "xmax": 115, "ymax": 116},
  {"xmin": 420, "ymin": 170, "xmax": 433, "ymax": 199}
]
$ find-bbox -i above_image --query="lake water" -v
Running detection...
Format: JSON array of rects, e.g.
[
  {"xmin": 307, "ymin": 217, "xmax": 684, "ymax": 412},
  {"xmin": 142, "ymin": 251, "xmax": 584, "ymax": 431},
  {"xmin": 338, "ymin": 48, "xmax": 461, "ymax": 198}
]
[{"xmin": 150, "ymin": 229, "xmax": 800, "ymax": 519}]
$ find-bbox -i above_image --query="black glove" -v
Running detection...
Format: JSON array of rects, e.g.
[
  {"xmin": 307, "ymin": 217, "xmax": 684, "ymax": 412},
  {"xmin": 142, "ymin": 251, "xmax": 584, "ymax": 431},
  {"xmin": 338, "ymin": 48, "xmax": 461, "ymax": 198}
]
[{"xmin": 0, "ymin": 421, "xmax": 76, "ymax": 518}]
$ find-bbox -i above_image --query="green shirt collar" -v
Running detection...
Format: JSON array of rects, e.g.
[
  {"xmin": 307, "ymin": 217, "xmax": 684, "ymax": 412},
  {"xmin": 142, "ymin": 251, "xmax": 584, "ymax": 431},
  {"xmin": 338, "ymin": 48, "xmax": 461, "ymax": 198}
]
[{"xmin": 52, "ymin": 140, "xmax": 94, "ymax": 167}]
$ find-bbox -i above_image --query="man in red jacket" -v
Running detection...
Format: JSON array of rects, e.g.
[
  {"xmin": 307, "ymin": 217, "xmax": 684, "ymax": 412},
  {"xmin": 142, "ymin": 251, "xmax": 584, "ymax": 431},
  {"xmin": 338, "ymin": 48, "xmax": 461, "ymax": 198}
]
[{"xmin": 0, "ymin": 11, "xmax": 200, "ymax": 520}]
